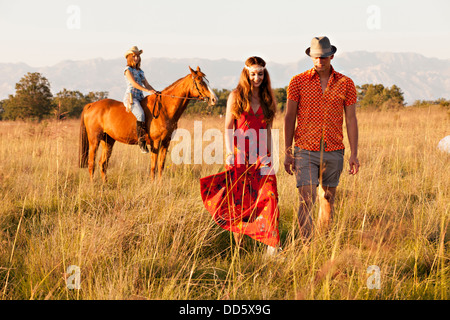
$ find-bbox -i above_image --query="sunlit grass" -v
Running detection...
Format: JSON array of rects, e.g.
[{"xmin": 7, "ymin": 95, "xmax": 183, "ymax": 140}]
[{"xmin": 0, "ymin": 105, "xmax": 448, "ymax": 300}]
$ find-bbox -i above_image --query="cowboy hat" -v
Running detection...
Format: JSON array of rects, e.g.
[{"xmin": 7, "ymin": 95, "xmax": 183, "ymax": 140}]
[
  {"xmin": 305, "ymin": 36, "xmax": 337, "ymax": 58},
  {"xmin": 124, "ymin": 46, "xmax": 143, "ymax": 58}
]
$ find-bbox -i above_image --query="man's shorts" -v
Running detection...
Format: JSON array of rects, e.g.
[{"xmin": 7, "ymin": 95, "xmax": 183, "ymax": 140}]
[{"xmin": 294, "ymin": 147, "xmax": 344, "ymax": 188}]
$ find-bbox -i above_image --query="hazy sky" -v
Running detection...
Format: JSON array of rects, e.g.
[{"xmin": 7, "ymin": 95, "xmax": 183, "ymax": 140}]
[{"xmin": 0, "ymin": 0, "xmax": 449, "ymax": 67}]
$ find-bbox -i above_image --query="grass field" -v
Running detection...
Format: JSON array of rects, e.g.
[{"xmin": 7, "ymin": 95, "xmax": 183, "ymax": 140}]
[{"xmin": 0, "ymin": 105, "xmax": 448, "ymax": 300}]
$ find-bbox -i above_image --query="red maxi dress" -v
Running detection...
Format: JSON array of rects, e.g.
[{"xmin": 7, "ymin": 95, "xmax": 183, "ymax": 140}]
[{"xmin": 199, "ymin": 106, "xmax": 280, "ymax": 247}]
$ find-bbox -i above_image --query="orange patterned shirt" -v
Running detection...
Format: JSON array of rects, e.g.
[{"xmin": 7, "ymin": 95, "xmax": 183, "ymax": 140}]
[{"xmin": 287, "ymin": 66, "xmax": 357, "ymax": 152}]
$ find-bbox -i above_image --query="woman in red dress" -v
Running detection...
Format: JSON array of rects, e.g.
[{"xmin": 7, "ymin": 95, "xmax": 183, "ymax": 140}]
[{"xmin": 200, "ymin": 56, "xmax": 280, "ymax": 255}]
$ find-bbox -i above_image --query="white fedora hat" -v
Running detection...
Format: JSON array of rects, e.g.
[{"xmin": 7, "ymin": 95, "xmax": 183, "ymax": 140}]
[{"xmin": 305, "ymin": 36, "xmax": 337, "ymax": 58}]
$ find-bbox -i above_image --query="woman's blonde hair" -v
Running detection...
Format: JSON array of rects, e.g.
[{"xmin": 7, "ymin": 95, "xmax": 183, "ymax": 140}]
[
  {"xmin": 231, "ymin": 56, "xmax": 276, "ymax": 124},
  {"xmin": 126, "ymin": 54, "xmax": 141, "ymax": 70}
]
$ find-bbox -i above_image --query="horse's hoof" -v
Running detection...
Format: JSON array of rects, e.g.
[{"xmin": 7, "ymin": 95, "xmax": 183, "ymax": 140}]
[{"xmin": 140, "ymin": 146, "xmax": 149, "ymax": 154}]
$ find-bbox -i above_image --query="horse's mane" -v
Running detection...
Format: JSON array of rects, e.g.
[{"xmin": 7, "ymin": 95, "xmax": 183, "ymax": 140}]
[
  {"xmin": 162, "ymin": 75, "xmax": 188, "ymax": 93},
  {"xmin": 161, "ymin": 71, "xmax": 206, "ymax": 93}
]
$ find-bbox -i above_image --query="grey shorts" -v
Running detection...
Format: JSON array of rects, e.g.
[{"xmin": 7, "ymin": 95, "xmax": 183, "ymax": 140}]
[{"xmin": 294, "ymin": 147, "xmax": 344, "ymax": 188}]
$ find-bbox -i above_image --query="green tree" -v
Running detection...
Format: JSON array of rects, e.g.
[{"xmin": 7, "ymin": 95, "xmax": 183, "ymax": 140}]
[
  {"xmin": 412, "ymin": 98, "xmax": 450, "ymax": 108},
  {"xmin": 186, "ymin": 88, "xmax": 230, "ymax": 115},
  {"xmin": 186, "ymin": 87, "xmax": 288, "ymax": 115},
  {"xmin": 357, "ymin": 83, "xmax": 405, "ymax": 110},
  {"xmin": 2, "ymin": 72, "xmax": 53, "ymax": 121},
  {"xmin": 213, "ymin": 88, "xmax": 231, "ymax": 115},
  {"xmin": 0, "ymin": 100, "xmax": 4, "ymax": 120},
  {"xmin": 84, "ymin": 91, "xmax": 109, "ymax": 103},
  {"xmin": 384, "ymin": 84, "xmax": 405, "ymax": 107},
  {"xmin": 54, "ymin": 89, "xmax": 85, "ymax": 119},
  {"xmin": 54, "ymin": 89, "xmax": 108, "ymax": 119},
  {"xmin": 274, "ymin": 87, "xmax": 287, "ymax": 112}
]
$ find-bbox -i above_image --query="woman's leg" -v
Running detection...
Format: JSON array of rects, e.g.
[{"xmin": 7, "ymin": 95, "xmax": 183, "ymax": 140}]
[
  {"xmin": 131, "ymin": 99, "xmax": 149, "ymax": 153},
  {"xmin": 233, "ymin": 232, "xmax": 244, "ymax": 248}
]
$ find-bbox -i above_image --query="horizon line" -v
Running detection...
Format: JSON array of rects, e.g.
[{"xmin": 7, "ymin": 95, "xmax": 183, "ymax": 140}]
[{"xmin": 1, "ymin": 50, "xmax": 449, "ymax": 69}]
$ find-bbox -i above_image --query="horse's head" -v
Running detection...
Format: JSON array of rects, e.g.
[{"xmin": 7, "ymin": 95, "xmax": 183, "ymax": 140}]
[{"xmin": 189, "ymin": 66, "xmax": 218, "ymax": 106}]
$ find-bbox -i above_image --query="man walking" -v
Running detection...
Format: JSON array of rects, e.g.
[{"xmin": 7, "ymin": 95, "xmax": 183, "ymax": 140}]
[{"xmin": 284, "ymin": 36, "xmax": 360, "ymax": 239}]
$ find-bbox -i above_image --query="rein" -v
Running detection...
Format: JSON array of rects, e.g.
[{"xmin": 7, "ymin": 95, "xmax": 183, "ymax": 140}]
[{"xmin": 156, "ymin": 94, "xmax": 205, "ymax": 100}]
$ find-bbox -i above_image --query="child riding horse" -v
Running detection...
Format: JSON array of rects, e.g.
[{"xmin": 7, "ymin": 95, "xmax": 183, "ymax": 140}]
[{"xmin": 123, "ymin": 46, "xmax": 158, "ymax": 153}]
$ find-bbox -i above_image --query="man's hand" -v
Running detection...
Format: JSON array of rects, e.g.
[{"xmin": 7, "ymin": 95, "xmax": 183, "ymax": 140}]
[
  {"xmin": 348, "ymin": 154, "xmax": 360, "ymax": 175},
  {"xmin": 344, "ymin": 103, "xmax": 359, "ymax": 175},
  {"xmin": 284, "ymin": 99, "xmax": 298, "ymax": 175},
  {"xmin": 284, "ymin": 152, "xmax": 295, "ymax": 175}
]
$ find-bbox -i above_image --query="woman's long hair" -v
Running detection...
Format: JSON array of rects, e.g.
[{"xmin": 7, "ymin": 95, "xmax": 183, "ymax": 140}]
[
  {"xmin": 126, "ymin": 54, "xmax": 141, "ymax": 70},
  {"xmin": 231, "ymin": 56, "xmax": 276, "ymax": 124}
]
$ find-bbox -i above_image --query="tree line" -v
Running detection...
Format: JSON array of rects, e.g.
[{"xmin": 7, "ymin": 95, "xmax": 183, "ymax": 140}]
[
  {"xmin": 0, "ymin": 72, "xmax": 107, "ymax": 121},
  {"xmin": 186, "ymin": 87, "xmax": 287, "ymax": 116},
  {"xmin": 1, "ymin": 72, "xmax": 448, "ymax": 121}
]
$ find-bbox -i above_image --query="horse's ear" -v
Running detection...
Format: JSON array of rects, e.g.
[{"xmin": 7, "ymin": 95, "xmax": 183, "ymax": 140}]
[
  {"xmin": 196, "ymin": 66, "xmax": 201, "ymax": 72},
  {"xmin": 189, "ymin": 66, "xmax": 196, "ymax": 75}
]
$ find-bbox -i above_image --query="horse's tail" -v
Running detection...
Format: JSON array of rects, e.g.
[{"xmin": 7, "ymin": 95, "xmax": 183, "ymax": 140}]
[{"xmin": 79, "ymin": 104, "xmax": 90, "ymax": 168}]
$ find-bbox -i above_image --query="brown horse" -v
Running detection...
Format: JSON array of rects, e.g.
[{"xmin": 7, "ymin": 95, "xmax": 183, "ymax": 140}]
[{"xmin": 79, "ymin": 66, "xmax": 218, "ymax": 181}]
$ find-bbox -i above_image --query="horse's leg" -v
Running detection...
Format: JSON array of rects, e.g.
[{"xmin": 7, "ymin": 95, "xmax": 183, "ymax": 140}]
[
  {"xmin": 88, "ymin": 138, "xmax": 100, "ymax": 181},
  {"xmin": 157, "ymin": 141, "xmax": 170, "ymax": 179},
  {"xmin": 99, "ymin": 135, "xmax": 116, "ymax": 183},
  {"xmin": 150, "ymin": 139, "xmax": 160, "ymax": 180}
]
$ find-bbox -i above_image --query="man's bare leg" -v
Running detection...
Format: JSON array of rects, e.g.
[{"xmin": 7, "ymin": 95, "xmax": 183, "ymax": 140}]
[
  {"xmin": 297, "ymin": 185, "xmax": 316, "ymax": 241},
  {"xmin": 317, "ymin": 185, "xmax": 337, "ymax": 234}
]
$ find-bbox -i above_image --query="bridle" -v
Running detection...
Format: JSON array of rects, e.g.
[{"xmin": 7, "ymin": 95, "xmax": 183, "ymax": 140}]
[
  {"xmin": 155, "ymin": 75, "xmax": 209, "ymax": 101},
  {"xmin": 191, "ymin": 75, "xmax": 208, "ymax": 101},
  {"xmin": 151, "ymin": 75, "xmax": 210, "ymax": 118}
]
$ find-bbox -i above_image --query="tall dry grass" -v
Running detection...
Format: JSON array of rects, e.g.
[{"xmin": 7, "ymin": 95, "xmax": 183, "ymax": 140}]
[{"xmin": 0, "ymin": 106, "xmax": 448, "ymax": 300}]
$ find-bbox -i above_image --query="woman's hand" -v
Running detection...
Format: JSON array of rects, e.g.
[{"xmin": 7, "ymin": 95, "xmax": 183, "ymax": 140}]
[{"xmin": 225, "ymin": 153, "xmax": 234, "ymax": 166}]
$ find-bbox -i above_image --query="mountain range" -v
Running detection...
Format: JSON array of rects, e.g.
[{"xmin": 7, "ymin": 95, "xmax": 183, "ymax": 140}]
[{"xmin": 1, "ymin": 51, "xmax": 449, "ymax": 104}]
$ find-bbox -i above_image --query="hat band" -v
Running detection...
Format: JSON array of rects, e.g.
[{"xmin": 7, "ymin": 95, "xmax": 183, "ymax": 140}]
[{"xmin": 310, "ymin": 47, "xmax": 332, "ymax": 55}]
